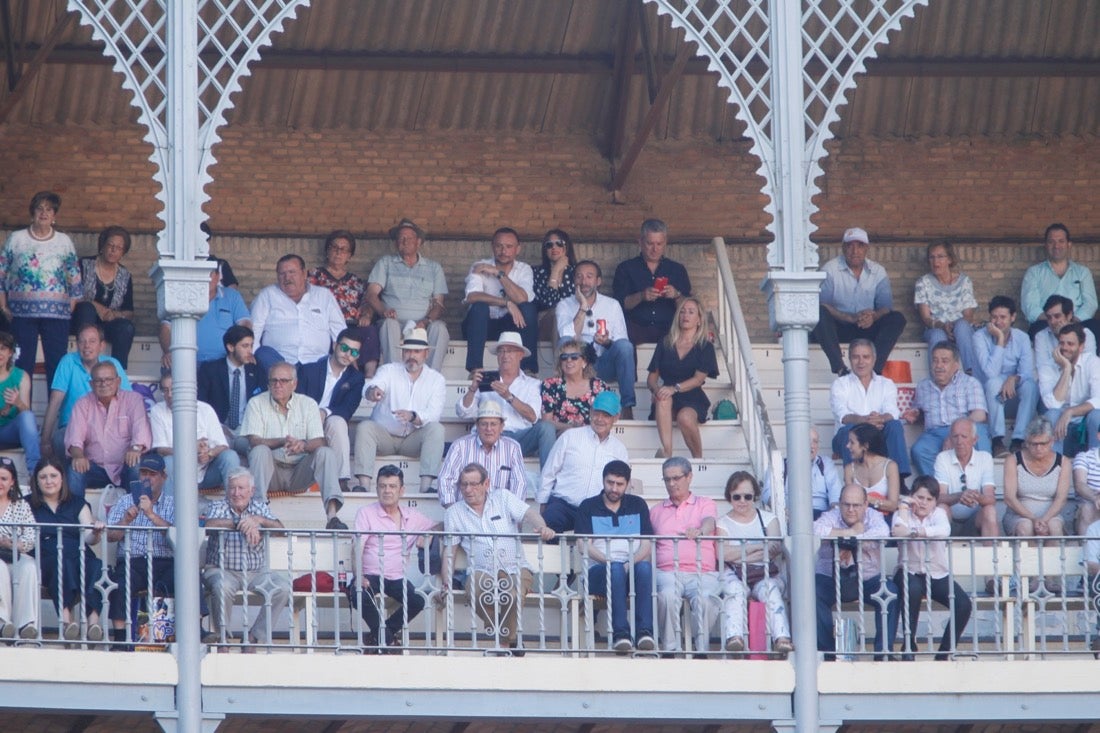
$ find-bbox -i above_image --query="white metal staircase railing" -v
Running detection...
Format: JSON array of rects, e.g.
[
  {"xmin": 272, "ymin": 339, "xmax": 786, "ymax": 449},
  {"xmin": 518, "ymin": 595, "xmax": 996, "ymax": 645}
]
[{"xmin": 710, "ymin": 237, "xmax": 785, "ymax": 523}]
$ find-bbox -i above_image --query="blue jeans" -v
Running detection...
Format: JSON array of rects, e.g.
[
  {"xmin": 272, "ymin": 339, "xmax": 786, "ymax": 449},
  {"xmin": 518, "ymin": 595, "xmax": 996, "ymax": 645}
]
[
  {"xmin": 505, "ymin": 421, "xmax": 556, "ymax": 467},
  {"xmin": 0, "ymin": 410, "xmax": 41, "ymax": 470},
  {"xmin": 461, "ymin": 302, "xmax": 539, "ymax": 374},
  {"xmin": 588, "ymin": 560, "xmax": 654, "ymax": 642},
  {"xmin": 541, "ymin": 495, "xmax": 580, "ymax": 533},
  {"xmin": 1045, "ymin": 406, "xmax": 1100, "ymax": 455},
  {"xmin": 253, "ymin": 345, "xmax": 284, "ymax": 375},
  {"xmin": 984, "ymin": 376, "xmax": 1039, "ymax": 442},
  {"xmin": 594, "ymin": 339, "xmax": 637, "ymax": 408},
  {"xmin": 71, "ymin": 301, "xmax": 135, "ymax": 369},
  {"xmin": 67, "ymin": 461, "xmax": 141, "ymax": 501},
  {"xmin": 911, "ymin": 422, "xmax": 991, "ymax": 476},
  {"xmin": 163, "ymin": 450, "xmax": 241, "ymax": 498},
  {"xmin": 815, "ymin": 573, "xmax": 898, "ymax": 656},
  {"xmin": 832, "ymin": 419, "xmax": 912, "ymax": 477},
  {"xmin": 11, "ymin": 316, "xmax": 70, "ymax": 393}
]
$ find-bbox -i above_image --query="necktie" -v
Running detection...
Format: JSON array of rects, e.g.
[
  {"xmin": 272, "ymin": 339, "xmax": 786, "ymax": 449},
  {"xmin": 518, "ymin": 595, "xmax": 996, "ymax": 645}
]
[{"xmin": 228, "ymin": 368, "xmax": 242, "ymax": 430}]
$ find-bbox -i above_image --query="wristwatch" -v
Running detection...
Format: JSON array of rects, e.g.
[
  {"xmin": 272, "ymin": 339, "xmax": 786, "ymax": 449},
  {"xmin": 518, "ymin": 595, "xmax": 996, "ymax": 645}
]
[{"xmin": 131, "ymin": 444, "xmax": 145, "ymax": 452}]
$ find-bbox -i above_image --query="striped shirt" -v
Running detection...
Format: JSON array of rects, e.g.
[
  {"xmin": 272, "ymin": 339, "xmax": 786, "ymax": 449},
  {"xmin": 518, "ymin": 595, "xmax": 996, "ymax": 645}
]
[
  {"xmin": 914, "ymin": 371, "xmax": 987, "ymax": 429},
  {"xmin": 443, "ymin": 490, "xmax": 531, "ymax": 573},
  {"xmin": 437, "ymin": 432, "xmax": 528, "ymax": 507},
  {"xmin": 108, "ymin": 493, "xmax": 175, "ymax": 559}
]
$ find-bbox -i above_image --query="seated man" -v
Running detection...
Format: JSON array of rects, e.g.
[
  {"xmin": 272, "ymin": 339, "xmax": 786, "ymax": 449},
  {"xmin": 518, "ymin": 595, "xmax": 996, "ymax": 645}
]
[
  {"xmin": 902, "ymin": 341, "xmax": 990, "ymax": 476},
  {"xmin": 106, "ymin": 452, "xmax": 174, "ymax": 645},
  {"xmin": 1021, "ymin": 223, "xmax": 1099, "ymax": 340},
  {"xmin": 537, "ymin": 391, "xmax": 629, "ymax": 532},
  {"xmin": 201, "ymin": 467, "xmax": 291, "ymax": 645},
  {"xmin": 364, "ymin": 218, "xmax": 450, "ymax": 372},
  {"xmin": 457, "ymin": 331, "xmax": 555, "ymax": 466},
  {"xmin": 461, "ymin": 227, "xmax": 538, "ymax": 374},
  {"xmin": 441, "ymin": 462, "xmax": 555, "ymax": 653},
  {"xmin": 574, "ymin": 459, "xmax": 655, "ymax": 654},
  {"xmin": 159, "ymin": 268, "xmax": 250, "ymax": 369},
  {"xmin": 41, "ymin": 323, "xmax": 131, "ymax": 458},
  {"xmin": 813, "ymin": 483, "xmax": 898, "ymax": 659},
  {"xmin": 556, "ymin": 260, "xmax": 637, "ymax": 420},
  {"xmin": 1072, "ymin": 425, "xmax": 1100, "ymax": 535},
  {"xmin": 973, "ymin": 296, "xmax": 1039, "ymax": 457},
  {"xmin": 1039, "ymin": 322, "xmax": 1100, "ymax": 454},
  {"xmin": 612, "ymin": 218, "xmax": 691, "ymax": 346},
  {"xmin": 250, "ymin": 253, "xmax": 344, "ymax": 372},
  {"xmin": 197, "ymin": 324, "xmax": 267, "ymax": 458},
  {"xmin": 649, "ymin": 457, "xmax": 718, "ymax": 654},
  {"xmin": 352, "ymin": 464, "xmax": 439, "ymax": 650},
  {"xmin": 65, "ymin": 361, "xmax": 150, "ymax": 499},
  {"xmin": 829, "ymin": 338, "xmax": 910, "ymax": 477},
  {"xmin": 297, "ymin": 328, "xmax": 366, "ymax": 492},
  {"xmin": 150, "ymin": 373, "xmax": 240, "ymax": 501},
  {"xmin": 1034, "ymin": 295, "xmax": 1096, "ymax": 380},
  {"xmin": 240, "ymin": 361, "xmax": 344, "ymax": 529},
  {"xmin": 934, "ymin": 417, "xmax": 999, "ymax": 537},
  {"xmin": 353, "ymin": 328, "xmax": 445, "ymax": 494},
  {"xmin": 811, "ymin": 227, "xmax": 906, "ymax": 376},
  {"xmin": 437, "ymin": 401, "xmax": 527, "ymax": 509}
]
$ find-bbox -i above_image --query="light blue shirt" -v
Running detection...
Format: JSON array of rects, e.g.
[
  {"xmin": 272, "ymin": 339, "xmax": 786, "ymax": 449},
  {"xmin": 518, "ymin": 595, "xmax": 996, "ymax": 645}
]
[
  {"xmin": 1020, "ymin": 259, "xmax": 1097, "ymax": 323},
  {"xmin": 195, "ymin": 284, "xmax": 250, "ymax": 362},
  {"xmin": 819, "ymin": 255, "xmax": 893, "ymax": 314},
  {"xmin": 972, "ymin": 326, "xmax": 1034, "ymax": 384}
]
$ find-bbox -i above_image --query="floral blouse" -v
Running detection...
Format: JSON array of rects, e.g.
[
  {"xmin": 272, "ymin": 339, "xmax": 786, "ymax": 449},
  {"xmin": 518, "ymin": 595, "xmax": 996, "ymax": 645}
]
[
  {"xmin": 541, "ymin": 376, "xmax": 606, "ymax": 426},
  {"xmin": 533, "ymin": 264, "xmax": 576, "ymax": 311},
  {"xmin": 913, "ymin": 272, "xmax": 977, "ymax": 323},
  {"xmin": 0, "ymin": 499, "xmax": 36, "ymax": 555},
  {"xmin": 309, "ymin": 267, "xmax": 367, "ymax": 325}
]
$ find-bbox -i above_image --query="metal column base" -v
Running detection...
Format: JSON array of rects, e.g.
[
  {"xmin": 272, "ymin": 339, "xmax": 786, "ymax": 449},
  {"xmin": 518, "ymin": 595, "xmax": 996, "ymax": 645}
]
[
  {"xmin": 155, "ymin": 710, "xmax": 225, "ymax": 733},
  {"xmin": 771, "ymin": 718, "xmax": 842, "ymax": 733}
]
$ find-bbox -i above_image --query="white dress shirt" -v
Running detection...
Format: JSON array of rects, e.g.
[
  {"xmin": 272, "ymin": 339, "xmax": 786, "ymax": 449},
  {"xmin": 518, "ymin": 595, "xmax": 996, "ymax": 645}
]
[
  {"xmin": 455, "ymin": 371, "xmax": 541, "ymax": 431},
  {"xmin": 463, "ymin": 259, "xmax": 535, "ymax": 319},
  {"xmin": 363, "ymin": 362, "xmax": 446, "ymax": 437},
  {"xmin": 1038, "ymin": 349, "xmax": 1100, "ymax": 410},
  {"xmin": 1035, "ymin": 326, "xmax": 1096, "ymax": 385},
  {"xmin": 537, "ymin": 426, "xmax": 629, "ymax": 506},
  {"xmin": 554, "ymin": 292, "xmax": 629, "ymax": 356},
  {"xmin": 829, "ymin": 372, "xmax": 900, "ymax": 429},
  {"xmin": 250, "ymin": 283, "xmax": 344, "ymax": 364},
  {"xmin": 149, "ymin": 399, "xmax": 227, "ymax": 481}
]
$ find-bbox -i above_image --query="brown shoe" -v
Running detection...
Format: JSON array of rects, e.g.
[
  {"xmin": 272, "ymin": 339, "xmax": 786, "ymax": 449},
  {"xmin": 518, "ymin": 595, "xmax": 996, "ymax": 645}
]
[
  {"xmin": 773, "ymin": 637, "xmax": 794, "ymax": 655},
  {"xmin": 620, "ymin": 406, "xmax": 634, "ymax": 420},
  {"xmin": 724, "ymin": 636, "xmax": 745, "ymax": 653}
]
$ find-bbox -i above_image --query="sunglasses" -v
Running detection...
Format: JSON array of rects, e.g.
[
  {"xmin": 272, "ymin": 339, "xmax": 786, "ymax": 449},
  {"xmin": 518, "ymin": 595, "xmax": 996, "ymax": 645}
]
[
  {"xmin": 559, "ymin": 352, "xmax": 583, "ymax": 362},
  {"xmin": 728, "ymin": 493, "xmax": 754, "ymax": 502},
  {"xmin": 338, "ymin": 343, "xmax": 361, "ymax": 358},
  {"xmin": 0, "ymin": 457, "xmax": 14, "ymax": 468},
  {"xmin": 543, "ymin": 240, "xmax": 566, "ymax": 249}
]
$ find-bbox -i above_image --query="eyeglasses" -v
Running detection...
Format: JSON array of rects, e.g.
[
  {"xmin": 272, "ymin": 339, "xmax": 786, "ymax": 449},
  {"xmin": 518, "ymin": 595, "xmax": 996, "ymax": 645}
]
[
  {"xmin": 839, "ymin": 502, "xmax": 865, "ymax": 510},
  {"xmin": 543, "ymin": 240, "xmax": 566, "ymax": 250},
  {"xmin": 1026, "ymin": 440, "xmax": 1052, "ymax": 448},
  {"xmin": 327, "ymin": 245, "xmax": 352, "ymax": 253},
  {"xmin": 662, "ymin": 473, "xmax": 688, "ymax": 484},
  {"xmin": 91, "ymin": 377, "xmax": 117, "ymax": 385},
  {"xmin": 269, "ymin": 377, "xmax": 295, "ymax": 385},
  {"xmin": 338, "ymin": 343, "xmax": 361, "ymax": 358},
  {"xmin": 559, "ymin": 352, "xmax": 582, "ymax": 362},
  {"xmin": 959, "ymin": 472, "xmax": 967, "ymax": 488},
  {"xmin": 728, "ymin": 493, "xmax": 754, "ymax": 502},
  {"xmin": 458, "ymin": 480, "xmax": 485, "ymax": 488}
]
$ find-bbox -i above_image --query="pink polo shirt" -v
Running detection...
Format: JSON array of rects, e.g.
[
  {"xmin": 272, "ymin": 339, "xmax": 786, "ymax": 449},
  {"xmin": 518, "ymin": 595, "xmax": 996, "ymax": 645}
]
[
  {"xmin": 354, "ymin": 502, "xmax": 436, "ymax": 580},
  {"xmin": 649, "ymin": 493, "xmax": 718, "ymax": 572}
]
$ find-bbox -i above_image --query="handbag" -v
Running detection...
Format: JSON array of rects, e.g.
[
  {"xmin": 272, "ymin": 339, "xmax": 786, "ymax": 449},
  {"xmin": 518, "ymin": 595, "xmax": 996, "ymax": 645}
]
[{"xmin": 730, "ymin": 510, "xmax": 782, "ymax": 585}]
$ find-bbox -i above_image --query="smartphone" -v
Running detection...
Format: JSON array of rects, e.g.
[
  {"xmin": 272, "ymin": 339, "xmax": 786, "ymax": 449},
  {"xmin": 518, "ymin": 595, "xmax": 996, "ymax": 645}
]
[
  {"xmin": 478, "ymin": 370, "xmax": 500, "ymax": 392},
  {"xmin": 653, "ymin": 276, "xmax": 669, "ymax": 292},
  {"xmin": 130, "ymin": 479, "xmax": 153, "ymax": 505}
]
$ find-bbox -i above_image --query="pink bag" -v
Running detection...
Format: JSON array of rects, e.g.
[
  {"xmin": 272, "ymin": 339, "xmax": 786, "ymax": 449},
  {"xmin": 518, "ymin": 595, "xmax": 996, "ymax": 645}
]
[{"xmin": 747, "ymin": 599, "xmax": 767, "ymax": 660}]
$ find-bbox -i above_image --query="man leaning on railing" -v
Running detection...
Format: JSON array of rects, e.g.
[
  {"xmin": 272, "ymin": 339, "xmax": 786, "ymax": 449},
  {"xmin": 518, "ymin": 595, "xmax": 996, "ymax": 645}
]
[{"xmin": 202, "ymin": 466, "xmax": 290, "ymax": 647}]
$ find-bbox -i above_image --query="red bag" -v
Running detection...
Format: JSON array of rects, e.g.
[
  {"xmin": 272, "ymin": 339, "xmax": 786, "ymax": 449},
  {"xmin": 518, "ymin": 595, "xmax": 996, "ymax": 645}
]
[
  {"xmin": 747, "ymin": 600, "xmax": 767, "ymax": 660},
  {"xmin": 292, "ymin": 572, "xmax": 334, "ymax": 593}
]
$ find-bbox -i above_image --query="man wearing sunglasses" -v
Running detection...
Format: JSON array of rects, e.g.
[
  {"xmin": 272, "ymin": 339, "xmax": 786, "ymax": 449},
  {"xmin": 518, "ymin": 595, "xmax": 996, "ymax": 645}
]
[{"xmin": 296, "ymin": 329, "xmax": 366, "ymax": 492}]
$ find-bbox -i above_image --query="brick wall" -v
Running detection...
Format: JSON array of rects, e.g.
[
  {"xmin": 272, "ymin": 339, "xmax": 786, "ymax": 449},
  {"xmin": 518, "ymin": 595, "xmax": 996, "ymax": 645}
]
[{"xmin": 0, "ymin": 123, "xmax": 1097, "ymax": 341}]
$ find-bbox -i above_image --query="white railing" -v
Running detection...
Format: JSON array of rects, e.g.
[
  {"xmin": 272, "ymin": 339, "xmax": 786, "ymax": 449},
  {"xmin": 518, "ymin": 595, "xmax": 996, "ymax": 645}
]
[{"xmin": 710, "ymin": 237, "xmax": 785, "ymax": 521}]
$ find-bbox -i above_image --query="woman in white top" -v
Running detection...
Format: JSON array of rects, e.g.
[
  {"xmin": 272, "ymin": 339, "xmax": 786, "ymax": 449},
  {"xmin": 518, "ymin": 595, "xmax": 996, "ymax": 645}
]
[
  {"xmin": 914, "ymin": 240, "xmax": 979, "ymax": 373},
  {"xmin": 717, "ymin": 471, "xmax": 793, "ymax": 655},
  {"xmin": 0, "ymin": 457, "xmax": 39, "ymax": 640},
  {"xmin": 891, "ymin": 476, "xmax": 972, "ymax": 659},
  {"xmin": 845, "ymin": 422, "xmax": 901, "ymax": 515}
]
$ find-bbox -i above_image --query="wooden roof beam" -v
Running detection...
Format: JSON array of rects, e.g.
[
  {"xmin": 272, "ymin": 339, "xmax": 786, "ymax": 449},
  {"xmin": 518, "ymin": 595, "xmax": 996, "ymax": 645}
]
[
  {"xmin": 604, "ymin": 0, "xmax": 638, "ymax": 161},
  {"xmin": 0, "ymin": 8, "xmax": 73, "ymax": 124}
]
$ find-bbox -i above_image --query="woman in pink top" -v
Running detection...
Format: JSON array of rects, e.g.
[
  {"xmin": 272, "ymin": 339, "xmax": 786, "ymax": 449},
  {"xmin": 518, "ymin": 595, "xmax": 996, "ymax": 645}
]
[
  {"xmin": 891, "ymin": 476, "xmax": 972, "ymax": 660},
  {"xmin": 352, "ymin": 465, "xmax": 438, "ymax": 651}
]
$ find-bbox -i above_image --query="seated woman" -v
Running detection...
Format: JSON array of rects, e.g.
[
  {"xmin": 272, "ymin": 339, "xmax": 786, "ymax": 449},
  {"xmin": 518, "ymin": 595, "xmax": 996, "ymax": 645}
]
[
  {"xmin": 532, "ymin": 228, "xmax": 577, "ymax": 312},
  {"xmin": 72, "ymin": 225, "xmax": 136, "ymax": 369},
  {"xmin": 891, "ymin": 475, "xmax": 972, "ymax": 660},
  {"xmin": 717, "ymin": 471, "xmax": 793, "ymax": 655},
  {"xmin": 914, "ymin": 240, "xmax": 978, "ymax": 374},
  {"xmin": 0, "ymin": 332, "xmax": 40, "ymax": 470},
  {"xmin": 1003, "ymin": 417, "xmax": 1072, "ymax": 537},
  {"xmin": 540, "ymin": 338, "xmax": 606, "ymax": 434},
  {"xmin": 0, "ymin": 456, "xmax": 38, "ymax": 640},
  {"xmin": 29, "ymin": 456, "xmax": 106, "ymax": 642},
  {"xmin": 646, "ymin": 297, "xmax": 718, "ymax": 459},
  {"xmin": 308, "ymin": 229, "xmax": 380, "ymax": 376},
  {"xmin": 845, "ymin": 422, "xmax": 902, "ymax": 517}
]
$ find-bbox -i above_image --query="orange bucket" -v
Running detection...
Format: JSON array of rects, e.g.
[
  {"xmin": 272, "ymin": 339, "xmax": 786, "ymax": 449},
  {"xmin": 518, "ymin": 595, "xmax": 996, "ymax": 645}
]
[{"xmin": 881, "ymin": 360, "xmax": 912, "ymax": 384}]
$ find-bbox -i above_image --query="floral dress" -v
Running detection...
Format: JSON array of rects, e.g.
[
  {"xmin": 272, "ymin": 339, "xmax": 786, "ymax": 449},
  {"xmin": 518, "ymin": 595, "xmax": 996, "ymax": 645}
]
[
  {"xmin": 541, "ymin": 376, "xmax": 606, "ymax": 427},
  {"xmin": 533, "ymin": 265, "xmax": 575, "ymax": 311}
]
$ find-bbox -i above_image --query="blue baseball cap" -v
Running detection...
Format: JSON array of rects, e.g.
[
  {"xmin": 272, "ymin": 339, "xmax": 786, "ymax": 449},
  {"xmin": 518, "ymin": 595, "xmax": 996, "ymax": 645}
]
[{"xmin": 592, "ymin": 391, "xmax": 621, "ymax": 416}]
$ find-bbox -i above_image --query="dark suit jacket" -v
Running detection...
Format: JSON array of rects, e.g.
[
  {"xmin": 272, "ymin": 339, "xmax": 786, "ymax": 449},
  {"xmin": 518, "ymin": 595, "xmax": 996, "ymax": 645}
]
[
  {"xmin": 197, "ymin": 357, "xmax": 267, "ymax": 424},
  {"xmin": 296, "ymin": 356, "xmax": 365, "ymax": 422}
]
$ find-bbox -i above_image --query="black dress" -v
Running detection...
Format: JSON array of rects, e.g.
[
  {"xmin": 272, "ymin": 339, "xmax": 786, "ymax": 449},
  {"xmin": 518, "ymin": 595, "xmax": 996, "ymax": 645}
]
[
  {"xmin": 32, "ymin": 496, "xmax": 104, "ymax": 614},
  {"xmin": 646, "ymin": 338, "xmax": 719, "ymax": 421}
]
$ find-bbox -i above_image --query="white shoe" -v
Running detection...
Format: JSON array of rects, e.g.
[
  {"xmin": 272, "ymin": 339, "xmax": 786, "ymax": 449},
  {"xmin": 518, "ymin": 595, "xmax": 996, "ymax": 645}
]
[{"xmin": 613, "ymin": 637, "xmax": 633, "ymax": 654}]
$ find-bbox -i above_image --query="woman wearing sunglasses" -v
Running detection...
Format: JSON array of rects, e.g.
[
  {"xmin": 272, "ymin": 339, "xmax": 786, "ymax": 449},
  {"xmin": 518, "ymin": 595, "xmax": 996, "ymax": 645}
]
[
  {"xmin": 0, "ymin": 456, "xmax": 38, "ymax": 641},
  {"xmin": 532, "ymin": 229, "xmax": 577, "ymax": 312},
  {"xmin": 28, "ymin": 456, "xmax": 106, "ymax": 642},
  {"xmin": 717, "ymin": 471, "xmax": 793, "ymax": 655},
  {"xmin": 308, "ymin": 230, "xmax": 380, "ymax": 376},
  {"xmin": 540, "ymin": 338, "xmax": 607, "ymax": 434}
]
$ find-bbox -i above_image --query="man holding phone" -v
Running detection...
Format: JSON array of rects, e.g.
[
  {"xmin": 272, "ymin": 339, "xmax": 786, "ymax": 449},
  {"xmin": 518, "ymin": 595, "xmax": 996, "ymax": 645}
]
[
  {"xmin": 612, "ymin": 218, "xmax": 691, "ymax": 347},
  {"xmin": 456, "ymin": 331, "xmax": 555, "ymax": 466}
]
